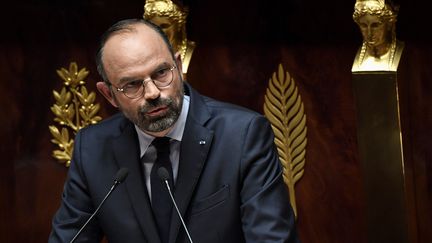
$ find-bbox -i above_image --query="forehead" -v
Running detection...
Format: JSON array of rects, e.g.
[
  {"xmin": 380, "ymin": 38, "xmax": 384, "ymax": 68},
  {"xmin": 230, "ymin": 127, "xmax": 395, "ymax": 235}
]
[
  {"xmin": 105, "ymin": 24, "xmax": 169, "ymax": 53},
  {"xmin": 104, "ymin": 25, "xmax": 171, "ymax": 61},
  {"xmin": 101, "ymin": 24, "xmax": 173, "ymax": 81}
]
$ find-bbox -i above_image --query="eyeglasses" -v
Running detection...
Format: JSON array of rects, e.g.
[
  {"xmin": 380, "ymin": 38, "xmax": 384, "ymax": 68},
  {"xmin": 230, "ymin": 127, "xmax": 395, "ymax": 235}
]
[{"xmin": 111, "ymin": 66, "xmax": 177, "ymax": 99}]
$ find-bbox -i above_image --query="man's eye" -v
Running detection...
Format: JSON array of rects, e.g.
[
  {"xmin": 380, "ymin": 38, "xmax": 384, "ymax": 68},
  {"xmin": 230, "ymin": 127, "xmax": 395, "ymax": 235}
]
[
  {"xmin": 152, "ymin": 68, "xmax": 169, "ymax": 80},
  {"xmin": 124, "ymin": 80, "xmax": 142, "ymax": 88}
]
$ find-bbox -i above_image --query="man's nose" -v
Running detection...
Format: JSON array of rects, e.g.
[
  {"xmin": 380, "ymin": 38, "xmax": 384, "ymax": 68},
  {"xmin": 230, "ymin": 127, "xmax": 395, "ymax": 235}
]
[{"xmin": 143, "ymin": 81, "xmax": 161, "ymax": 100}]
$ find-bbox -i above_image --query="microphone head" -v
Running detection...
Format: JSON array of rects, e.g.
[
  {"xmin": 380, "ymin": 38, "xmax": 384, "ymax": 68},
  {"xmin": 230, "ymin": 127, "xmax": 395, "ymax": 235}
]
[
  {"xmin": 114, "ymin": 168, "xmax": 129, "ymax": 183},
  {"xmin": 157, "ymin": 167, "xmax": 170, "ymax": 181}
]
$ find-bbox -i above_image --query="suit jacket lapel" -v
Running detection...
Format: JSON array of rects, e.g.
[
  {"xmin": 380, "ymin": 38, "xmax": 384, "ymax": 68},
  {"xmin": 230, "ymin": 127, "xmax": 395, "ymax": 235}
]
[
  {"xmin": 169, "ymin": 84, "xmax": 214, "ymax": 243},
  {"xmin": 111, "ymin": 121, "xmax": 161, "ymax": 243}
]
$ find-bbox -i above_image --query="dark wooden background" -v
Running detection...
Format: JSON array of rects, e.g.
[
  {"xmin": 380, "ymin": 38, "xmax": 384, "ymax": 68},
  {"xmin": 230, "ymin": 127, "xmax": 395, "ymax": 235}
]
[{"xmin": 1, "ymin": 0, "xmax": 431, "ymax": 242}]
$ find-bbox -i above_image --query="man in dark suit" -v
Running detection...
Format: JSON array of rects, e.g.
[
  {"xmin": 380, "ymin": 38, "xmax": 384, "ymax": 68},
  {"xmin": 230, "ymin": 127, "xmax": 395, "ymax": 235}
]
[{"xmin": 49, "ymin": 18, "xmax": 299, "ymax": 243}]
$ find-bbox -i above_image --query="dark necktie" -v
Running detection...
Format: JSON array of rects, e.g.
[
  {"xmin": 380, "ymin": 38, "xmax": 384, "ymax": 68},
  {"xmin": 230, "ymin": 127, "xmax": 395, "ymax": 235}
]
[{"xmin": 151, "ymin": 137, "xmax": 174, "ymax": 243}]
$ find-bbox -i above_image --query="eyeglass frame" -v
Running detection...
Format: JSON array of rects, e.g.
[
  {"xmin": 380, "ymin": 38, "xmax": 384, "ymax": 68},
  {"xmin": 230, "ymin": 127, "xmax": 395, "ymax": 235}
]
[{"xmin": 108, "ymin": 65, "xmax": 177, "ymax": 99}]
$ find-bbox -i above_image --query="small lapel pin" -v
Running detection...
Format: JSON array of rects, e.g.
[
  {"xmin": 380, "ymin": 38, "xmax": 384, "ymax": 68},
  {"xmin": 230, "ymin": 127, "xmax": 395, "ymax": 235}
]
[{"xmin": 199, "ymin": 140, "xmax": 206, "ymax": 145}]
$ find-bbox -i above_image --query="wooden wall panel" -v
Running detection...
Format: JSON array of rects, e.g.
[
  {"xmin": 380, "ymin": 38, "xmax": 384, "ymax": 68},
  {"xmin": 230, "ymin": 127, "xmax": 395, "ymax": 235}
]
[
  {"xmin": 0, "ymin": 0, "xmax": 431, "ymax": 242},
  {"xmin": 188, "ymin": 43, "xmax": 366, "ymax": 243},
  {"xmin": 398, "ymin": 44, "xmax": 432, "ymax": 243}
]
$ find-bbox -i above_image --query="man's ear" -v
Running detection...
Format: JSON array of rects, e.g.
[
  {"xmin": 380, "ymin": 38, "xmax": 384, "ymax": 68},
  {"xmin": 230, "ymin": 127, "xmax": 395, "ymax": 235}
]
[
  {"xmin": 96, "ymin": 81, "xmax": 119, "ymax": 108},
  {"xmin": 174, "ymin": 51, "xmax": 183, "ymax": 76}
]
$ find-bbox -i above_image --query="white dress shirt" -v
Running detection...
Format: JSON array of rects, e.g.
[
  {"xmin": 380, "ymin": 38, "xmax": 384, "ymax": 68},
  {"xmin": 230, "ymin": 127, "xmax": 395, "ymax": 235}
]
[{"xmin": 134, "ymin": 95, "xmax": 190, "ymax": 198}]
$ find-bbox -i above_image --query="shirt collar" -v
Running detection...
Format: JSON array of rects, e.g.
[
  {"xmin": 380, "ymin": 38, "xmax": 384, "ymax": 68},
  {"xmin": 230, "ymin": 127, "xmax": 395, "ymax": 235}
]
[{"xmin": 135, "ymin": 95, "xmax": 190, "ymax": 157}]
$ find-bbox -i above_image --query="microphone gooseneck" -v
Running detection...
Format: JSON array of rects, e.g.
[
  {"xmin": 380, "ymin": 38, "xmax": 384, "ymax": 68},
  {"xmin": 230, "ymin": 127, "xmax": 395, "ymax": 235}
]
[
  {"xmin": 157, "ymin": 167, "xmax": 194, "ymax": 243},
  {"xmin": 70, "ymin": 167, "xmax": 129, "ymax": 243}
]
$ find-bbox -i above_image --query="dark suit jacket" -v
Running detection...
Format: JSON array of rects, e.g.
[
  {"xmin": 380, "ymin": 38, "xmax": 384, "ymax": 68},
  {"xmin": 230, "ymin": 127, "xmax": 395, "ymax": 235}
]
[{"xmin": 49, "ymin": 84, "xmax": 299, "ymax": 243}]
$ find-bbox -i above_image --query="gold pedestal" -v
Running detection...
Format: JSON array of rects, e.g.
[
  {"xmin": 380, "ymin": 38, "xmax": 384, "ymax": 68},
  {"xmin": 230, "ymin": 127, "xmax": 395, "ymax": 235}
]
[{"xmin": 352, "ymin": 72, "xmax": 409, "ymax": 243}]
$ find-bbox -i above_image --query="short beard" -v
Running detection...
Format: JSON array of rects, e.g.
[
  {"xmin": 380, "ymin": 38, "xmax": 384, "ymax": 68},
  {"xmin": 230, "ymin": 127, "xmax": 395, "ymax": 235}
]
[
  {"xmin": 139, "ymin": 96, "xmax": 182, "ymax": 132},
  {"xmin": 123, "ymin": 85, "xmax": 184, "ymax": 133}
]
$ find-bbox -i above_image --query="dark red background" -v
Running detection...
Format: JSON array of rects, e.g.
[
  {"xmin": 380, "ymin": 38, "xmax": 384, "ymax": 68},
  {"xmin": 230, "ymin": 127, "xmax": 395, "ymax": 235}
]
[{"xmin": 1, "ymin": 0, "xmax": 431, "ymax": 242}]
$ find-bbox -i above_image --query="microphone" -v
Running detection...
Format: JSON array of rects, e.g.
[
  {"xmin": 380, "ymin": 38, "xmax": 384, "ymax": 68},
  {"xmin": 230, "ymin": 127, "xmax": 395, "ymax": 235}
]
[
  {"xmin": 157, "ymin": 167, "xmax": 194, "ymax": 243},
  {"xmin": 70, "ymin": 168, "xmax": 129, "ymax": 243}
]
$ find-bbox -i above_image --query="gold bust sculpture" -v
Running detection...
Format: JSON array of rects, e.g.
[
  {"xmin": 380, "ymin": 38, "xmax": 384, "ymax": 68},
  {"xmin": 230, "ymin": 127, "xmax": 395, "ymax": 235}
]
[
  {"xmin": 144, "ymin": 0, "xmax": 196, "ymax": 77},
  {"xmin": 352, "ymin": 0, "xmax": 404, "ymax": 72}
]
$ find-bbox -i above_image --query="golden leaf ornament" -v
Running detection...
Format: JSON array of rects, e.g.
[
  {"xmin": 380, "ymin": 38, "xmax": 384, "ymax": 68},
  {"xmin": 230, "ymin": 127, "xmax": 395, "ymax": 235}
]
[
  {"xmin": 263, "ymin": 64, "xmax": 307, "ymax": 219},
  {"xmin": 49, "ymin": 62, "xmax": 102, "ymax": 167}
]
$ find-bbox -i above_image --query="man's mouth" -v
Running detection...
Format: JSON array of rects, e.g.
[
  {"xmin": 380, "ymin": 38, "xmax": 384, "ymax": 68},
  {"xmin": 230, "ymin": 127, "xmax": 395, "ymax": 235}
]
[{"xmin": 146, "ymin": 106, "xmax": 168, "ymax": 116}]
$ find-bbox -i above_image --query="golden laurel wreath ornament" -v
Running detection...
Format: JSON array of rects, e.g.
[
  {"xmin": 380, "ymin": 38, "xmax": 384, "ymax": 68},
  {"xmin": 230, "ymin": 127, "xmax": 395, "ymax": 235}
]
[
  {"xmin": 263, "ymin": 64, "xmax": 307, "ymax": 219},
  {"xmin": 49, "ymin": 62, "xmax": 102, "ymax": 167}
]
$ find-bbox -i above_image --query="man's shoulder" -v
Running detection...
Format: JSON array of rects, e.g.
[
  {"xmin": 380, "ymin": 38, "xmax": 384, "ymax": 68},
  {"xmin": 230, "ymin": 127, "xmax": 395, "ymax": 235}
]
[
  {"xmin": 202, "ymin": 95, "xmax": 262, "ymax": 120},
  {"xmin": 187, "ymin": 83, "xmax": 263, "ymax": 121},
  {"xmin": 78, "ymin": 112, "xmax": 130, "ymax": 137}
]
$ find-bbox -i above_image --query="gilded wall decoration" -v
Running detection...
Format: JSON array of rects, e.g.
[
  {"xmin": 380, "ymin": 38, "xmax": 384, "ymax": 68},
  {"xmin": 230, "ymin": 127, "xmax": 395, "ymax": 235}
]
[
  {"xmin": 49, "ymin": 62, "xmax": 102, "ymax": 167},
  {"xmin": 264, "ymin": 64, "xmax": 307, "ymax": 218}
]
